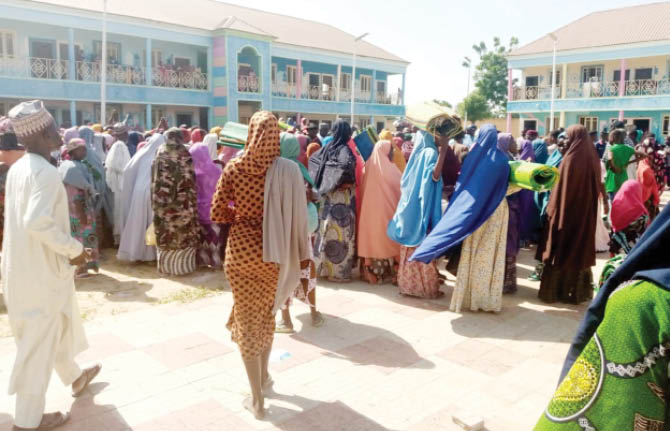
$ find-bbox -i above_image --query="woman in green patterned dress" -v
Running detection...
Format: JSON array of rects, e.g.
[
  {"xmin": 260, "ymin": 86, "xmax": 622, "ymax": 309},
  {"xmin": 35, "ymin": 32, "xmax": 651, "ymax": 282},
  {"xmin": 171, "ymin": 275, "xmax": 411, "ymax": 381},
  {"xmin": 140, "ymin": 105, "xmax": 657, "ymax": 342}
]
[{"xmin": 535, "ymin": 205, "xmax": 670, "ymax": 430}]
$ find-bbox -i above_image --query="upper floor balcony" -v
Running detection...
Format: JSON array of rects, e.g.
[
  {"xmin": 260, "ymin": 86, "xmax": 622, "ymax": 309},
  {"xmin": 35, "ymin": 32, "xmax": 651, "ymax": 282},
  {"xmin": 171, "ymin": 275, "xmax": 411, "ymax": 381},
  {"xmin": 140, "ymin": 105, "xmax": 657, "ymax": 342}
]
[
  {"xmin": 511, "ymin": 78, "xmax": 670, "ymax": 101},
  {"xmin": 269, "ymin": 81, "xmax": 402, "ymax": 105},
  {"xmin": 0, "ymin": 56, "xmax": 208, "ymax": 90}
]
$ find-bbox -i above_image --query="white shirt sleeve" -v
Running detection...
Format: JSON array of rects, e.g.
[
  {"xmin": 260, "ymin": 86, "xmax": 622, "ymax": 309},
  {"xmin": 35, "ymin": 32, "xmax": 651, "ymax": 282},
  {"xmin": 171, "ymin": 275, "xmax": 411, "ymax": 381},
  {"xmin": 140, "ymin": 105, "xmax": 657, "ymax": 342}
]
[{"xmin": 23, "ymin": 168, "xmax": 84, "ymax": 260}]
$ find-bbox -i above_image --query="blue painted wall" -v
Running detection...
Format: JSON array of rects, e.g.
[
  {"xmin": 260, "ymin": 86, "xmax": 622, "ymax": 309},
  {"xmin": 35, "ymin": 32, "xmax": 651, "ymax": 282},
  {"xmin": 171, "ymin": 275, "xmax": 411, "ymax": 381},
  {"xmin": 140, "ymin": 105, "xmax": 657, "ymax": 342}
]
[
  {"xmin": 509, "ymin": 94, "xmax": 670, "ymax": 113},
  {"xmin": 301, "ymin": 60, "xmax": 337, "ymax": 76}
]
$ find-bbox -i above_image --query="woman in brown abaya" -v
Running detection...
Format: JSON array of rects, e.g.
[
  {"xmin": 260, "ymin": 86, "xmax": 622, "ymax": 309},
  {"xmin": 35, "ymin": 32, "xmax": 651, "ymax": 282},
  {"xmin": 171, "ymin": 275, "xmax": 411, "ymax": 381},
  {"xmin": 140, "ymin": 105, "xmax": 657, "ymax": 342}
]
[{"xmin": 536, "ymin": 124, "xmax": 609, "ymax": 304}]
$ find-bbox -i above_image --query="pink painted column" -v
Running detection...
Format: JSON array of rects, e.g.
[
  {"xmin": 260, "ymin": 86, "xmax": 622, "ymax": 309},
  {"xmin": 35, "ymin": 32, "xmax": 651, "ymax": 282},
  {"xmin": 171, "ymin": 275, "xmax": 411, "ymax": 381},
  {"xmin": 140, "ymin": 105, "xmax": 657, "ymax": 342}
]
[
  {"xmin": 506, "ymin": 68, "xmax": 513, "ymax": 132},
  {"xmin": 296, "ymin": 60, "xmax": 302, "ymax": 99},
  {"xmin": 618, "ymin": 58, "xmax": 626, "ymax": 121}
]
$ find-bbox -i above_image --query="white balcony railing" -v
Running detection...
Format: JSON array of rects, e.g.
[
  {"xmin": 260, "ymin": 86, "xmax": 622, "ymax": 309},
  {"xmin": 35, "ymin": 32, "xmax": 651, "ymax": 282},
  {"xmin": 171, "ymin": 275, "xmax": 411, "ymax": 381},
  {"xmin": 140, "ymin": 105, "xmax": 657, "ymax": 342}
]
[
  {"xmin": 272, "ymin": 82, "xmax": 297, "ymax": 98},
  {"xmin": 0, "ymin": 56, "xmax": 208, "ymax": 90},
  {"xmin": 511, "ymin": 79, "xmax": 670, "ymax": 101},
  {"xmin": 238, "ymin": 75, "xmax": 260, "ymax": 93}
]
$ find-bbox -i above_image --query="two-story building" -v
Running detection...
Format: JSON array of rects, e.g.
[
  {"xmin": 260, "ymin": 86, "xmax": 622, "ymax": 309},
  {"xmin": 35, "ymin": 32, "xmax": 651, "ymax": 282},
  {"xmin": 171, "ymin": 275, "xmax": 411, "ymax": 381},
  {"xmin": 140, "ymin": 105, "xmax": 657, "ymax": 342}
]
[
  {"xmin": 0, "ymin": 0, "xmax": 407, "ymax": 130},
  {"xmin": 507, "ymin": 2, "xmax": 670, "ymax": 138}
]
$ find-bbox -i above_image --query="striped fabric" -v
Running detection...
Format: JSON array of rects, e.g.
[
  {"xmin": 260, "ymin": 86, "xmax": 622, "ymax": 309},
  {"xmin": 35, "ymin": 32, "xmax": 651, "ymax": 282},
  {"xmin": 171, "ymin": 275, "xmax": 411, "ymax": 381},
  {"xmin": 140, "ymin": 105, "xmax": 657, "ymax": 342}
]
[{"xmin": 157, "ymin": 247, "xmax": 197, "ymax": 276}]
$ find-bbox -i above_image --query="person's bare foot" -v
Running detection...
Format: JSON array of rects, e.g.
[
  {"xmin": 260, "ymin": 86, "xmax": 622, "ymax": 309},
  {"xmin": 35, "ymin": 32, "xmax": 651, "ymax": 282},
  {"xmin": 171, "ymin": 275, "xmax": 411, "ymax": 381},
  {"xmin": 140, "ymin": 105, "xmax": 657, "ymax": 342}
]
[
  {"xmin": 275, "ymin": 322, "xmax": 295, "ymax": 334},
  {"xmin": 13, "ymin": 411, "xmax": 70, "ymax": 430},
  {"xmin": 72, "ymin": 363, "xmax": 102, "ymax": 397},
  {"xmin": 243, "ymin": 396, "xmax": 264, "ymax": 420}
]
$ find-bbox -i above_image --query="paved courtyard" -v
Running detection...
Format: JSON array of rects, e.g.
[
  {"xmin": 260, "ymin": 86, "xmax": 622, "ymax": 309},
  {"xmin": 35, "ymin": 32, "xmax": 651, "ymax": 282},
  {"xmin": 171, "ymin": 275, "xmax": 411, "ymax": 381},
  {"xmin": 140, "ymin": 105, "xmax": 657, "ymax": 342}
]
[{"xmin": 0, "ymin": 245, "xmax": 608, "ymax": 431}]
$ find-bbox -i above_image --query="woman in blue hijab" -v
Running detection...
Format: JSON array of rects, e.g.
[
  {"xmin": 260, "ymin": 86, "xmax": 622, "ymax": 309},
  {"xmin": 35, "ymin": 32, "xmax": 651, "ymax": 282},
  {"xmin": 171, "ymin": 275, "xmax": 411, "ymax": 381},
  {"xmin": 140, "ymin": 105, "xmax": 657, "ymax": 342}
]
[
  {"xmin": 387, "ymin": 101, "xmax": 463, "ymax": 299},
  {"xmin": 412, "ymin": 125, "xmax": 512, "ymax": 313}
]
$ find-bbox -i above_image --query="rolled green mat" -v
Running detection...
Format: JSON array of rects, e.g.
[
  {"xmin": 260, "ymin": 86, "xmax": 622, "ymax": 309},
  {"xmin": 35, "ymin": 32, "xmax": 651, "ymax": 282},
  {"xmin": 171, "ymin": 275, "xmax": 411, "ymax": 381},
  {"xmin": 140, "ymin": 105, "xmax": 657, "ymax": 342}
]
[
  {"xmin": 218, "ymin": 137, "xmax": 245, "ymax": 150},
  {"xmin": 509, "ymin": 161, "xmax": 560, "ymax": 192},
  {"xmin": 221, "ymin": 121, "xmax": 249, "ymax": 143}
]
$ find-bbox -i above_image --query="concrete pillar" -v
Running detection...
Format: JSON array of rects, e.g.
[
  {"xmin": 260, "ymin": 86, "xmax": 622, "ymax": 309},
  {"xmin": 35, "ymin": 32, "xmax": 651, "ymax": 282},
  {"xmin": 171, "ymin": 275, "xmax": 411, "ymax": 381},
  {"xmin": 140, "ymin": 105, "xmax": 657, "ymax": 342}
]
[
  {"xmin": 146, "ymin": 104, "xmax": 152, "ymax": 129},
  {"xmin": 145, "ymin": 38, "xmax": 152, "ymax": 86},
  {"xmin": 296, "ymin": 60, "xmax": 302, "ymax": 99},
  {"xmin": 69, "ymin": 100, "xmax": 76, "ymax": 126},
  {"xmin": 67, "ymin": 28, "xmax": 75, "ymax": 81},
  {"xmin": 506, "ymin": 68, "xmax": 513, "ymax": 132},
  {"xmin": 559, "ymin": 111, "xmax": 566, "ymax": 128},
  {"xmin": 207, "ymin": 44, "xmax": 212, "ymax": 91},
  {"xmin": 618, "ymin": 58, "xmax": 626, "ymax": 121},
  {"xmin": 401, "ymin": 72, "xmax": 406, "ymax": 105},
  {"xmin": 560, "ymin": 63, "xmax": 568, "ymax": 98},
  {"xmin": 371, "ymin": 70, "xmax": 377, "ymax": 103},
  {"xmin": 336, "ymin": 64, "xmax": 341, "ymax": 102}
]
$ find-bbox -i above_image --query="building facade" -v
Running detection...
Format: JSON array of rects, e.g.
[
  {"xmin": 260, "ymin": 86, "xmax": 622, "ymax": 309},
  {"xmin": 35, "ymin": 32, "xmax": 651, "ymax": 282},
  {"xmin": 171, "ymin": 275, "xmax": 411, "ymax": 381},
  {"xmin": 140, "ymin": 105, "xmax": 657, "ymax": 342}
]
[
  {"xmin": 0, "ymin": 0, "xmax": 407, "ymax": 130},
  {"xmin": 506, "ymin": 2, "xmax": 670, "ymax": 138}
]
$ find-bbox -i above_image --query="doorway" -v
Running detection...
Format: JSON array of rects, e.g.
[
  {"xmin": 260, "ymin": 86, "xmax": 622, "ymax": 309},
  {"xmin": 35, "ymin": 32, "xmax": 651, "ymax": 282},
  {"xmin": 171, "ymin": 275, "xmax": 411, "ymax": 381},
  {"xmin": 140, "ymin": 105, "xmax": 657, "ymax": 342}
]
[
  {"xmin": 238, "ymin": 101, "xmax": 262, "ymax": 124},
  {"xmin": 176, "ymin": 113, "xmax": 193, "ymax": 127},
  {"xmin": 522, "ymin": 119, "xmax": 537, "ymax": 132},
  {"xmin": 632, "ymin": 118, "xmax": 651, "ymax": 134}
]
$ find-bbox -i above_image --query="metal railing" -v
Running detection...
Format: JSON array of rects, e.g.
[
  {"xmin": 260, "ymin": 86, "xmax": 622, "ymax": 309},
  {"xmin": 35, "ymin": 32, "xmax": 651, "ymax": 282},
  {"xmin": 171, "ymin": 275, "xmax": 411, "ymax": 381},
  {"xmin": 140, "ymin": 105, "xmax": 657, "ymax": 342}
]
[
  {"xmin": 238, "ymin": 75, "xmax": 260, "ymax": 93},
  {"xmin": 512, "ymin": 79, "xmax": 670, "ymax": 101},
  {"xmin": 271, "ymin": 82, "xmax": 297, "ymax": 98},
  {"xmin": 0, "ymin": 56, "xmax": 208, "ymax": 90}
]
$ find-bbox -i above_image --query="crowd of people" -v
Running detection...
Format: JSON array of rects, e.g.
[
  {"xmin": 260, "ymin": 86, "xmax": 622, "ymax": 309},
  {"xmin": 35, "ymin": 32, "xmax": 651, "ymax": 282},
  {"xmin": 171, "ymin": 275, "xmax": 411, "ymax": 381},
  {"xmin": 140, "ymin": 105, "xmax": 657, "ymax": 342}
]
[{"xmin": 1, "ymin": 97, "xmax": 669, "ymax": 428}]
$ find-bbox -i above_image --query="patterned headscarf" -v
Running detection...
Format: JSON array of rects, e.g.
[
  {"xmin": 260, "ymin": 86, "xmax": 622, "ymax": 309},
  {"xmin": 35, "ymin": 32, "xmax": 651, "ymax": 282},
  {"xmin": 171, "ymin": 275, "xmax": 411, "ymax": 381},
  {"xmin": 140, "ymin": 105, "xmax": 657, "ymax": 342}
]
[{"xmin": 232, "ymin": 111, "xmax": 280, "ymax": 176}]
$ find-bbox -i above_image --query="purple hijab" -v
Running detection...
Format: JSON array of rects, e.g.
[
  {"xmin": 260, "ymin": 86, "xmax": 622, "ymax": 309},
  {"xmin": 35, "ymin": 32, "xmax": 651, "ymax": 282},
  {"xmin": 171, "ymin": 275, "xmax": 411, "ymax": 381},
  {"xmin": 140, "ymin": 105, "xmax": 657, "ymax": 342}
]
[
  {"xmin": 190, "ymin": 143, "xmax": 222, "ymax": 224},
  {"xmin": 519, "ymin": 139, "xmax": 536, "ymax": 162},
  {"xmin": 63, "ymin": 127, "xmax": 80, "ymax": 144}
]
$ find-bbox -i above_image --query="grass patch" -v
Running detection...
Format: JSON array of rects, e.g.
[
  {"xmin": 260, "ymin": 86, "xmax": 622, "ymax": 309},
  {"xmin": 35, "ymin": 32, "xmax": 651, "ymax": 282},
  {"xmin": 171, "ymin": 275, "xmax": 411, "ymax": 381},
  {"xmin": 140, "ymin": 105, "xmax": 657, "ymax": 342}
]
[{"xmin": 156, "ymin": 286, "xmax": 220, "ymax": 305}]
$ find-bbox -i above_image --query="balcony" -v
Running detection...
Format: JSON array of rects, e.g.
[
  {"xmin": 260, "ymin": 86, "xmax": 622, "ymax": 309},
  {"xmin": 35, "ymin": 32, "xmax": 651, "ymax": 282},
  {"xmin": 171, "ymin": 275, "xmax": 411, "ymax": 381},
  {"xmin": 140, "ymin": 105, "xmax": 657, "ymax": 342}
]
[
  {"xmin": 238, "ymin": 75, "xmax": 260, "ymax": 93},
  {"xmin": 272, "ymin": 82, "xmax": 297, "ymax": 98},
  {"xmin": 511, "ymin": 79, "xmax": 670, "ymax": 101},
  {"xmin": 0, "ymin": 56, "xmax": 208, "ymax": 90}
]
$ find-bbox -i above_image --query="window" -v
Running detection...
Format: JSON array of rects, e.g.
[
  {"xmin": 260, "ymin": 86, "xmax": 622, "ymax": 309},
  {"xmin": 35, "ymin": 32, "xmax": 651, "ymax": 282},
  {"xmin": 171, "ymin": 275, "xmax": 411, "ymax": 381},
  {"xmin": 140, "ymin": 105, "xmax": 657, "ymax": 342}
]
[
  {"xmin": 286, "ymin": 65, "xmax": 297, "ymax": 85},
  {"xmin": 341, "ymin": 73, "xmax": 351, "ymax": 90},
  {"xmin": 663, "ymin": 115, "xmax": 670, "ymax": 136},
  {"xmin": 0, "ymin": 30, "xmax": 16, "ymax": 59},
  {"xmin": 360, "ymin": 75, "xmax": 372, "ymax": 92},
  {"xmin": 548, "ymin": 70, "xmax": 561, "ymax": 85},
  {"xmin": 613, "ymin": 69, "xmax": 630, "ymax": 82},
  {"xmin": 545, "ymin": 117, "xmax": 559, "ymax": 132},
  {"xmin": 308, "ymin": 73, "xmax": 321, "ymax": 87},
  {"xmin": 579, "ymin": 116, "xmax": 599, "ymax": 132},
  {"xmin": 322, "ymin": 74, "xmax": 334, "ymax": 99},
  {"xmin": 376, "ymin": 80, "xmax": 386, "ymax": 94},
  {"xmin": 141, "ymin": 50, "xmax": 162, "ymax": 67},
  {"xmin": 93, "ymin": 41, "xmax": 121, "ymax": 63},
  {"xmin": 522, "ymin": 120, "xmax": 537, "ymax": 131},
  {"xmin": 271, "ymin": 64, "xmax": 277, "ymax": 84},
  {"xmin": 174, "ymin": 57, "xmax": 191, "ymax": 69},
  {"xmin": 581, "ymin": 66, "xmax": 603, "ymax": 83},
  {"xmin": 525, "ymin": 76, "xmax": 539, "ymax": 87},
  {"xmin": 635, "ymin": 68, "xmax": 653, "ymax": 81}
]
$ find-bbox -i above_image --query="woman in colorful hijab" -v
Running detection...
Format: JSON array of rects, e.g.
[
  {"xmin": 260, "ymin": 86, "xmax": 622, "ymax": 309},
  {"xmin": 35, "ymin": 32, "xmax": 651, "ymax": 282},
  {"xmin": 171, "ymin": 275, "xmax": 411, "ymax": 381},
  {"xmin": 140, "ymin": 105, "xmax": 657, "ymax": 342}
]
[
  {"xmin": 517, "ymin": 131, "xmax": 540, "ymax": 244},
  {"xmin": 308, "ymin": 120, "xmax": 357, "ymax": 282},
  {"xmin": 189, "ymin": 142, "xmax": 226, "ymax": 269},
  {"xmin": 379, "ymin": 130, "xmax": 406, "ymax": 173},
  {"xmin": 536, "ymin": 125, "xmax": 607, "ymax": 304},
  {"xmin": 296, "ymin": 133, "xmax": 309, "ymax": 167},
  {"xmin": 191, "ymin": 129, "xmax": 205, "ymax": 145},
  {"xmin": 151, "ymin": 128, "xmax": 199, "ymax": 276},
  {"xmin": 80, "ymin": 126, "xmax": 114, "ymax": 232},
  {"xmin": 105, "ymin": 131, "xmax": 131, "ymax": 245},
  {"xmin": 358, "ymin": 139, "xmax": 402, "ymax": 285},
  {"xmin": 210, "ymin": 111, "xmax": 283, "ymax": 419},
  {"xmin": 276, "ymin": 133, "xmax": 324, "ymax": 333},
  {"xmin": 127, "ymin": 131, "xmax": 143, "ymax": 158},
  {"xmin": 532, "ymin": 137, "xmax": 549, "ymax": 164},
  {"xmin": 59, "ymin": 138, "xmax": 100, "ymax": 278},
  {"xmin": 636, "ymin": 140, "xmax": 661, "ymax": 221},
  {"xmin": 388, "ymin": 101, "xmax": 463, "ymax": 299},
  {"xmin": 608, "ymin": 179, "xmax": 649, "ymax": 257},
  {"xmin": 202, "ymin": 133, "xmax": 220, "ymax": 163},
  {"xmin": 536, "ymin": 205, "xmax": 670, "ymax": 430}
]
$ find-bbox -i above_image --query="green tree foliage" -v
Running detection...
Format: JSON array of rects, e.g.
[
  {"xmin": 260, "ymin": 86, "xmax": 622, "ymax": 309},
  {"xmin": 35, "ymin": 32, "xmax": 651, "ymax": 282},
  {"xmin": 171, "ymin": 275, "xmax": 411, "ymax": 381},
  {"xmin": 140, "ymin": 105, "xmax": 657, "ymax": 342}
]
[
  {"xmin": 456, "ymin": 90, "xmax": 491, "ymax": 122},
  {"xmin": 472, "ymin": 37, "xmax": 519, "ymax": 115}
]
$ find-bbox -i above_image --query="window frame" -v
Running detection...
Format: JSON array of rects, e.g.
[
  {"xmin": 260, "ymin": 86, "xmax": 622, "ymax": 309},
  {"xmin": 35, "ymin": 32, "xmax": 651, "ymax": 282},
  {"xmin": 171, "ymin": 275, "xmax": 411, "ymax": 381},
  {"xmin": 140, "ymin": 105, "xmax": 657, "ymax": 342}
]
[
  {"xmin": 581, "ymin": 65, "xmax": 604, "ymax": 83},
  {"xmin": 340, "ymin": 72, "xmax": 352, "ymax": 90},
  {"xmin": 663, "ymin": 115, "xmax": 670, "ymax": 136},
  {"xmin": 0, "ymin": 30, "xmax": 17, "ymax": 59},
  {"xmin": 360, "ymin": 74, "xmax": 372, "ymax": 93},
  {"xmin": 578, "ymin": 116, "xmax": 599, "ymax": 132},
  {"xmin": 286, "ymin": 65, "xmax": 297, "ymax": 85}
]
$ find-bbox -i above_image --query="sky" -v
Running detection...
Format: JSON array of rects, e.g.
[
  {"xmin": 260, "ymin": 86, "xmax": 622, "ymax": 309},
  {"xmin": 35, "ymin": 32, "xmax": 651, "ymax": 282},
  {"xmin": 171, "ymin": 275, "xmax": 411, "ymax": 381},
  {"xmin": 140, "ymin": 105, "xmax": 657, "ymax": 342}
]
[{"xmin": 217, "ymin": 0, "xmax": 649, "ymax": 106}]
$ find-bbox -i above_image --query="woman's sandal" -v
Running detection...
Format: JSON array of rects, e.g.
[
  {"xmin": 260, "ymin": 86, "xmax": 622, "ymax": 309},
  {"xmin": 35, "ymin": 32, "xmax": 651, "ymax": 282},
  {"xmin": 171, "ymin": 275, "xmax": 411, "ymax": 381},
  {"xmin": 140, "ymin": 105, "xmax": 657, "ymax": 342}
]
[
  {"xmin": 274, "ymin": 323, "xmax": 295, "ymax": 334},
  {"xmin": 311, "ymin": 312, "xmax": 325, "ymax": 328}
]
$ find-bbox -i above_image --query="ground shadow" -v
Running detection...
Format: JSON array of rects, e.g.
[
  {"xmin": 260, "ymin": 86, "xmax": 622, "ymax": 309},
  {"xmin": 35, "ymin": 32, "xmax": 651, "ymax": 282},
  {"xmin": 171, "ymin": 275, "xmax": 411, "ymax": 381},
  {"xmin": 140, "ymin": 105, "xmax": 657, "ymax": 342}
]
[
  {"xmin": 291, "ymin": 313, "xmax": 434, "ymax": 371},
  {"xmin": 0, "ymin": 382, "xmax": 131, "ymax": 431},
  {"xmin": 76, "ymin": 274, "xmax": 158, "ymax": 304},
  {"xmin": 265, "ymin": 391, "xmax": 400, "ymax": 431}
]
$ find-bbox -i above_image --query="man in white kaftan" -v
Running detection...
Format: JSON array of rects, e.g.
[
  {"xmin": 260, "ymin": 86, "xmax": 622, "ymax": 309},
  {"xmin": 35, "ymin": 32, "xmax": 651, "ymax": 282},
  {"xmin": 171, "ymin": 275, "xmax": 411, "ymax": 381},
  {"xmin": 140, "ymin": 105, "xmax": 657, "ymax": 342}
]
[{"xmin": 3, "ymin": 101, "xmax": 101, "ymax": 430}]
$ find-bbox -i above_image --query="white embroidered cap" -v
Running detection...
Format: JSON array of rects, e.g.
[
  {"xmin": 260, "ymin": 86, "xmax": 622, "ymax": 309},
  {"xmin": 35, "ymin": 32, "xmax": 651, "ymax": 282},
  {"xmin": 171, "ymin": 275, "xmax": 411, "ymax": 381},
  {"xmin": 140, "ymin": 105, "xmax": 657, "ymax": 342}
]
[{"xmin": 8, "ymin": 100, "xmax": 54, "ymax": 139}]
